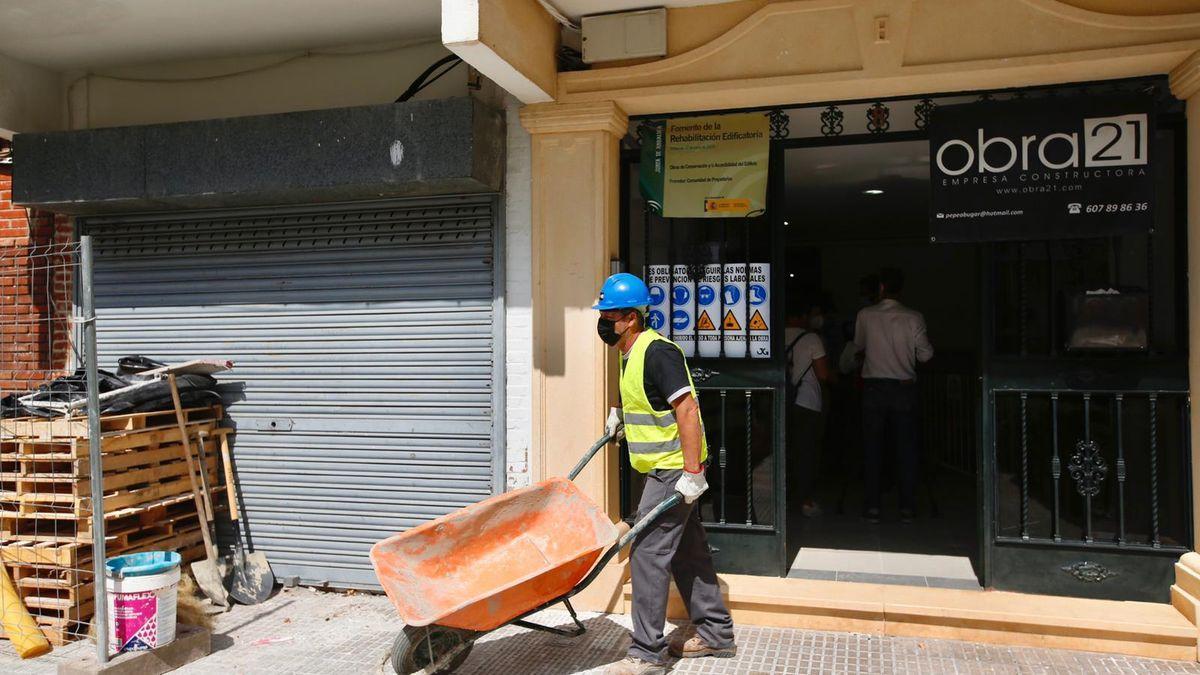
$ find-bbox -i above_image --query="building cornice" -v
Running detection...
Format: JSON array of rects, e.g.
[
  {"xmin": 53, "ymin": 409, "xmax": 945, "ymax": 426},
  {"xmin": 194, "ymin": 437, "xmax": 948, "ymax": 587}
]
[
  {"xmin": 1170, "ymin": 50, "xmax": 1200, "ymax": 99},
  {"xmin": 519, "ymin": 101, "xmax": 628, "ymax": 137}
]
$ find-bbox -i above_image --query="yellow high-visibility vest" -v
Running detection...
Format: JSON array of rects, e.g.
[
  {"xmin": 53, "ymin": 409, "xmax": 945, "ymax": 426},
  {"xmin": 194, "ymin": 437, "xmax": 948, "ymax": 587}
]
[{"xmin": 620, "ymin": 329, "xmax": 707, "ymax": 473}]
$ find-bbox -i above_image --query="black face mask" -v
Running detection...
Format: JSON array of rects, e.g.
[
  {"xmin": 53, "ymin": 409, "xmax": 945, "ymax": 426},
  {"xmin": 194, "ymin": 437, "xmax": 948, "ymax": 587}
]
[{"xmin": 597, "ymin": 317, "xmax": 621, "ymax": 346}]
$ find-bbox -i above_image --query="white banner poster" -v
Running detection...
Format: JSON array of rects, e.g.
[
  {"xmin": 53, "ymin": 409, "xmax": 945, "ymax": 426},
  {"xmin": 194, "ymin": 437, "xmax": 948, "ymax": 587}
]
[
  {"xmin": 748, "ymin": 262, "xmax": 770, "ymax": 359},
  {"xmin": 670, "ymin": 265, "xmax": 696, "ymax": 357},
  {"xmin": 722, "ymin": 263, "xmax": 747, "ymax": 358},
  {"xmin": 696, "ymin": 264, "xmax": 723, "ymax": 358},
  {"xmin": 645, "ymin": 265, "xmax": 670, "ymax": 334}
]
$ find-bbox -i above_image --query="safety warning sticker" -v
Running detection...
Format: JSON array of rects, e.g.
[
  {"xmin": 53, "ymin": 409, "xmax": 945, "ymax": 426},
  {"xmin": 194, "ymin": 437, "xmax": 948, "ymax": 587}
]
[
  {"xmin": 646, "ymin": 265, "xmax": 670, "ymax": 333},
  {"xmin": 722, "ymin": 263, "xmax": 747, "ymax": 358},
  {"xmin": 670, "ymin": 264, "xmax": 696, "ymax": 357},
  {"xmin": 722, "ymin": 310, "xmax": 741, "ymax": 331},
  {"xmin": 697, "ymin": 264, "xmax": 723, "ymax": 358},
  {"xmin": 747, "ymin": 262, "xmax": 770, "ymax": 359}
]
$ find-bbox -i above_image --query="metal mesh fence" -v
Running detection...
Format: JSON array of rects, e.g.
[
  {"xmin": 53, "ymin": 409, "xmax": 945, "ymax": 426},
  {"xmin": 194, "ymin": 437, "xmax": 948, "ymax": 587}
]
[
  {"xmin": 1, "ymin": 237, "xmax": 222, "ymax": 662},
  {"xmin": 0, "ymin": 238, "xmax": 98, "ymax": 653}
]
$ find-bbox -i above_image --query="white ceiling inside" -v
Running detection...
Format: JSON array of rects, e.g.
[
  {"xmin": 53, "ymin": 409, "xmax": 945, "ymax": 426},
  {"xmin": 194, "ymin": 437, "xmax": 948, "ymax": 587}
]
[{"xmin": 0, "ymin": 0, "xmax": 441, "ymax": 70}]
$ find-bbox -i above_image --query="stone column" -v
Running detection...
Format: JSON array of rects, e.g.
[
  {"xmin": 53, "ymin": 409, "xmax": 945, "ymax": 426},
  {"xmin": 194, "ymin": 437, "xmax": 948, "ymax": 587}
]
[
  {"xmin": 519, "ymin": 101, "xmax": 629, "ymax": 611},
  {"xmin": 1170, "ymin": 53, "xmax": 1200, "ymax": 544}
]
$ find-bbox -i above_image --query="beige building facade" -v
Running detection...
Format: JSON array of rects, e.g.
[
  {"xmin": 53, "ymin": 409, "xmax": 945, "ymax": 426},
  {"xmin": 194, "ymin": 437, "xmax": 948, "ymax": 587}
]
[
  {"xmin": 6, "ymin": 0, "xmax": 1200, "ymax": 662},
  {"xmin": 458, "ymin": 0, "xmax": 1200, "ymax": 661}
]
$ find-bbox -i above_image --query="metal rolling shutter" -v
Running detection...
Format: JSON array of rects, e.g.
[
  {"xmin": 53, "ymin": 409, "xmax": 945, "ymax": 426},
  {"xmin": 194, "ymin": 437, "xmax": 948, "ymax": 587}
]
[{"xmin": 85, "ymin": 196, "xmax": 499, "ymax": 588}]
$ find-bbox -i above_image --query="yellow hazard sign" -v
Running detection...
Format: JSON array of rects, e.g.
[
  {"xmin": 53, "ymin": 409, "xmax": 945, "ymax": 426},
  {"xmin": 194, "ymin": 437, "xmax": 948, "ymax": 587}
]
[
  {"xmin": 748, "ymin": 310, "xmax": 768, "ymax": 331},
  {"xmin": 723, "ymin": 310, "xmax": 741, "ymax": 331},
  {"xmin": 697, "ymin": 311, "xmax": 716, "ymax": 331}
]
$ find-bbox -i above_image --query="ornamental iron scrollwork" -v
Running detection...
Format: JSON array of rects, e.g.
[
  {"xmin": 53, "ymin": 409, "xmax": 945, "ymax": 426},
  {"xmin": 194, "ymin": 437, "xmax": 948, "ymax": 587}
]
[
  {"xmin": 1061, "ymin": 561, "xmax": 1117, "ymax": 583},
  {"xmin": 1068, "ymin": 440, "xmax": 1107, "ymax": 498},
  {"xmin": 680, "ymin": 242, "xmax": 709, "ymax": 283},
  {"xmin": 690, "ymin": 368, "xmax": 719, "ymax": 383},
  {"xmin": 820, "ymin": 105, "xmax": 844, "ymax": 137},
  {"xmin": 913, "ymin": 98, "xmax": 936, "ymax": 131},
  {"xmin": 767, "ymin": 109, "xmax": 790, "ymax": 140},
  {"xmin": 866, "ymin": 102, "xmax": 890, "ymax": 134},
  {"xmin": 683, "ymin": 263, "xmax": 708, "ymax": 284}
]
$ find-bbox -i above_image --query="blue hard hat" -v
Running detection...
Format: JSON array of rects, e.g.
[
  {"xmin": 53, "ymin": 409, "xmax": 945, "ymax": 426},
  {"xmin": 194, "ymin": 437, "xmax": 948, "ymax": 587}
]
[{"xmin": 593, "ymin": 273, "xmax": 652, "ymax": 310}]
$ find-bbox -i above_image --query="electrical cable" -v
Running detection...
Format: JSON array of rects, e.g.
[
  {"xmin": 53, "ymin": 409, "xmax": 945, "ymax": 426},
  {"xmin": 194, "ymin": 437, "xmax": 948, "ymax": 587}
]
[
  {"xmin": 69, "ymin": 40, "xmax": 436, "ymax": 85},
  {"xmin": 394, "ymin": 54, "xmax": 463, "ymax": 103}
]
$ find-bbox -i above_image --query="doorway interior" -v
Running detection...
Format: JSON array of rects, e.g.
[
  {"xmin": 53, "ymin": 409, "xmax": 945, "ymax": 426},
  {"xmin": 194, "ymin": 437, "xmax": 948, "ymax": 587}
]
[{"xmin": 783, "ymin": 137, "xmax": 983, "ymax": 590}]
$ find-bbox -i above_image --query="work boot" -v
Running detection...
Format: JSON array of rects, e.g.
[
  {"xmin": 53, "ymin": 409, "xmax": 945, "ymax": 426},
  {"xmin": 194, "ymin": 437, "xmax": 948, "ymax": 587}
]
[
  {"xmin": 603, "ymin": 656, "xmax": 667, "ymax": 675},
  {"xmin": 670, "ymin": 635, "xmax": 738, "ymax": 659}
]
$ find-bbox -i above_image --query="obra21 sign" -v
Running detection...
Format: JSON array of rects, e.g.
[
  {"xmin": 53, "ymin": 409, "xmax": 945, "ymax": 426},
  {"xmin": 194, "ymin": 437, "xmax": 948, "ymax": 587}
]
[
  {"xmin": 929, "ymin": 95, "xmax": 1154, "ymax": 242},
  {"xmin": 640, "ymin": 113, "xmax": 769, "ymax": 218}
]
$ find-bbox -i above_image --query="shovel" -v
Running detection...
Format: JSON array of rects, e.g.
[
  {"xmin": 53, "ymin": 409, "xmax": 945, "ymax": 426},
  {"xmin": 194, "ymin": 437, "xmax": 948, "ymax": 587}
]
[
  {"xmin": 168, "ymin": 374, "xmax": 230, "ymax": 607},
  {"xmin": 216, "ymin": 428, "xmax": 274, "ymax": 604}
]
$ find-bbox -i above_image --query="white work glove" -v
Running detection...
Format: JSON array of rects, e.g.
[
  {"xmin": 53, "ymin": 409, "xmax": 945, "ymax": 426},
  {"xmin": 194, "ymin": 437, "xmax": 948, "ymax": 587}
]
[
  {"xmin": 675, "ymin": 469, "xmax": 709, "ymax": 504},
  {"xmin": 605, "ymin": 407, "xmax": 624, "ymax": 440}
]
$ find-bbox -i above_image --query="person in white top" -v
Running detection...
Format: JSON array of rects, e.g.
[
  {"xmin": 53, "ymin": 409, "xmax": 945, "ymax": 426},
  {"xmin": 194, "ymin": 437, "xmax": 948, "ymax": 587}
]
[
  {"xmin": 852, "ymin": 268, "xmax": 933, "ymax": 523},
  {"xmin": 784, "ymin": 295, "xmax": 835, "ymax": 518}
]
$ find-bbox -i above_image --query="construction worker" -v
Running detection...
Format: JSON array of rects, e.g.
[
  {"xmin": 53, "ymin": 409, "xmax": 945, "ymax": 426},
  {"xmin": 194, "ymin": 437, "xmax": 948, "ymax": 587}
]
[{"xmin": 594, "ymin": 273, "xmax": 737, "ymax": 675}]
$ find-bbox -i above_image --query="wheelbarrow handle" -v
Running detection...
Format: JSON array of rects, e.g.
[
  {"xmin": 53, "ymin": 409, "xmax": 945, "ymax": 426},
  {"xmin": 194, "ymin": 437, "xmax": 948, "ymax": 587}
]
[
  {"xmin": 617, "ymin": 493, "xmax": 683, "ymax": 550},
  {"xmin": 568, "ymin": 492, "xmax": 683, "ymax": 599},
  {"xmin": 567, "ymin": 432, "xmax": 615, "ymax": 482}
]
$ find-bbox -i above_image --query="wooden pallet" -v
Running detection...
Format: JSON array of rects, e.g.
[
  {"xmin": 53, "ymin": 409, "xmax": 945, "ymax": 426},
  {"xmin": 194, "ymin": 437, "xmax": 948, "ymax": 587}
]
[
  {"xmin": 0, "ymin": 449, "xmax": 220, "ymax": 518},
  {"xmin": 0, "ymin": 405, "xmax": 230, "ymax": 646},
  {"xmin": 0, "ymin": 419, "xmax": 222, "ymax": 468},
  {"xmin": 1, "ymin": 521, "xmax": 205, "ymax": 569},
  {"xmin": 0, "ymin": 490, "xmax": 222, "ymax": 542},
  {"xmin": 2, "ymin": 539, "xmax": 207, "ymax": 646},
  {"xmin": 0, "ymin": 406, "xmax": 222, "ymax": 442}
]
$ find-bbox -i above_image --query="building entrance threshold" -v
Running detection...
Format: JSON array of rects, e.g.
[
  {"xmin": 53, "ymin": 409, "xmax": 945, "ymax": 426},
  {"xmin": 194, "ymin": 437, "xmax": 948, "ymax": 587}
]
[
  {"xmin": 789, "ymin": 547, "xmax": 980, "ymax": 591},
  {"xmin": 622, "ymin": 567, "xmax": 1197, "ymax": 661}
]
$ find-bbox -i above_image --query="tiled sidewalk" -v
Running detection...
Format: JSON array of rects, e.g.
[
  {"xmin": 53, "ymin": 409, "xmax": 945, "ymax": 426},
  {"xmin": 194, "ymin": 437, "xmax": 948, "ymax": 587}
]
[{"xmin": 2, "ymin": 586, "xmax": 1199, "ymax": 674}]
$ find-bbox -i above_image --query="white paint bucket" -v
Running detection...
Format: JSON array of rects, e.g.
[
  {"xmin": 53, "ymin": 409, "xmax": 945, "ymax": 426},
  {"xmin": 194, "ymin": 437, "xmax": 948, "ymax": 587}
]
[{"xmin": 105, "ymin": 551, "xmax": 181, "ymax": 652}]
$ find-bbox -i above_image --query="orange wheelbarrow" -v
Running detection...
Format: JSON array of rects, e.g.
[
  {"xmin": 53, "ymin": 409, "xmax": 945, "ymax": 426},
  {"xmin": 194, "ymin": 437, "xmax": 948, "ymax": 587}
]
[{"xmin": 371, "ymin": 433, "xmax": 682, "ymax": 674}]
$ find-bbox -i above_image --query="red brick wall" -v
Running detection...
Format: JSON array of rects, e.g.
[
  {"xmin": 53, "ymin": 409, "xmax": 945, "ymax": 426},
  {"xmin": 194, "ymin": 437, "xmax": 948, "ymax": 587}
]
[{"xmin": 0, "ymin": 172, "xmax": 74, "ymax": 394}]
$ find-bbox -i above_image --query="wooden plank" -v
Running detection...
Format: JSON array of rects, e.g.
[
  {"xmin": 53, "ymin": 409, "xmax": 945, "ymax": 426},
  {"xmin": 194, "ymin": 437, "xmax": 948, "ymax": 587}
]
[
  {"xmin": 0, "ymin": 541, "xmax": 82, "ymax": 567},
  {"xmin": 1, "ymin": 406, "xmax": 221, "ymax": 441},
  {"xmin": 0, "ymin": 422, "xmax": 224, "ymax": 471},
  {"xmin": 0, "ymin": 487, "xmax": 222, "ymax": 523}
]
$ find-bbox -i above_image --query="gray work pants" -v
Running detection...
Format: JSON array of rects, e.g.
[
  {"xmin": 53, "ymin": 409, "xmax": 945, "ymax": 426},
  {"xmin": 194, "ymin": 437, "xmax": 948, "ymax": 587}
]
[{"xmin": 629, "ymin": 468, "xmax": 735, "ymax": 664}]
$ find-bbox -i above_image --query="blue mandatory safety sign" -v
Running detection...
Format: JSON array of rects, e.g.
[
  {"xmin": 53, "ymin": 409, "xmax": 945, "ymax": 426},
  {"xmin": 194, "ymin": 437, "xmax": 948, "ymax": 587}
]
[
  {"xmin": 698, "ymin": 285, "xmax": 716, "ymax": 306},
  {"xmin": 722, "ymin": 284, "xmax": 741, "ymax": 306},
  {"xmin": 649, "ymin": 285, "xmax": 665, "ymax": 306},
  {"xmin": 672, "ymin": 285, "xmax": 691, "ymax": 305},
  {"xmin": 647, "ymin": 310, "xmax": 666, "ymax": 330},
  {"xmin": 672, "ymin": 309, "xmax": 690, "ymax": 331},
  {"xmin": 749, "ymin": 284, "xmax": 767, "ymax": 306}
]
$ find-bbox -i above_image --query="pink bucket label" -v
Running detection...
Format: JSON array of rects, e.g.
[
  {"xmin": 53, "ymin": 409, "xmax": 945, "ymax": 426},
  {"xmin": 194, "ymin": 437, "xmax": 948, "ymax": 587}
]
[{"xmin": 112, "ymin": 591, "xmax": 158, "ymax": 651}]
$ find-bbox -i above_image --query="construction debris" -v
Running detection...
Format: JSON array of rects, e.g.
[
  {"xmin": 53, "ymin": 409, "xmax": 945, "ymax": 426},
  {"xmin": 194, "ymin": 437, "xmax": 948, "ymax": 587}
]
[
  {"xmin": 0, "ymin": 403, "xmax": 230, "ymax": 645},
  {"xmin": 2, "ymin": 357, "xmax": 232, "ymax": 419},
  {"xmin": 0, "ymin": 358, "xmax": 242, "ymax": 646}
]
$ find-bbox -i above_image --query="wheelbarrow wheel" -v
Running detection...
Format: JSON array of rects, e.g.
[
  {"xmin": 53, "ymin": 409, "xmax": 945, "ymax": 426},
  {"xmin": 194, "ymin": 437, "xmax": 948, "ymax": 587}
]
[{"xmin": 391, "ymin": 625, "xmax": 474, "ymax": 675}]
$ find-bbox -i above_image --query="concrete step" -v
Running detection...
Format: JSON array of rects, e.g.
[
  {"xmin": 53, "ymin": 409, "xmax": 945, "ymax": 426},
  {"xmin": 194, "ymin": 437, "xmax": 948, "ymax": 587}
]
[{"xmin": 623, "ymin": 574, "xmax": 1198, "ymax": 661}]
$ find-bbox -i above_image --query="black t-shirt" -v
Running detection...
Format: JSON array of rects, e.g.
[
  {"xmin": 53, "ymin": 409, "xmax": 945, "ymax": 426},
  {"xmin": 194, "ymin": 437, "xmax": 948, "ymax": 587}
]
[{"xmin": 624, "ymin": 340, "xmax": 693, "ymax": 411}]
